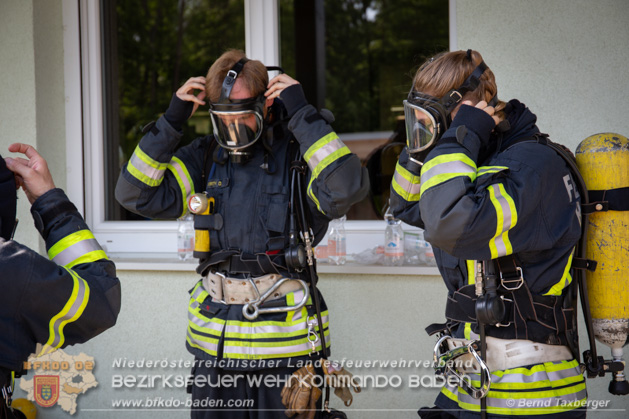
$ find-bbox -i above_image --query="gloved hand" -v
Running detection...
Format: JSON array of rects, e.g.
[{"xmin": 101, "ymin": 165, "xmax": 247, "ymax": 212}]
[
  {"xmin": 443, "ymin": 100, "xmax": 498, "ymax": 161},
  {"xmin": 281, "ymin": 364, "xmax": 322, "ymax": 419},
  {"xmin": 323, "ymin": 360, "xmax": 361, "ymax": 407}
]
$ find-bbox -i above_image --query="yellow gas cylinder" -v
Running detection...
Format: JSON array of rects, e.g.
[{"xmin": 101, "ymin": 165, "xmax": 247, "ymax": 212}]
[
  {"xmin": 576, "ymin": 133, "xmax": 629, "ymax": 394},
  {"xmin": 10, "ymin": 398, "xmax": 37, "ymax": 419}
]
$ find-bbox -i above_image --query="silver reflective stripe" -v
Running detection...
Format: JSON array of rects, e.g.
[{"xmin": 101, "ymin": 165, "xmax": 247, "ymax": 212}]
[
  {"xmin": 490, "ymin": 185, "xmax": 514, "ymax": 257},
  {"xmin": 188, "ymin": 306, "xmax": 223, "ymax": 333},
  {"xmin": 393, "ymin": 170, "xmax": 421, "ymax": 198},
  {"xmin": 48, "ymin": 273, "xmax": 88, "ymax": 349},
  {"xmin": 223, "ymin": 339, "xmax": 323, "ymax": 356},
  {"xmin": 168, "ymin": 157, "xmax": 193, "ymax": 198},
  {"xmin": 187, "ymin": 329, "xmax": 219, "ymax": 353},
  {"xmin": 420, "ymin": 160, "xmax": 476, "ymax": 188},
  {"xmin": 446, "ymin": 382, "xmax": 586, "ymax": 409},
  {"xmin": 306, "ymin": 138, "xmax": 345, "ymax": 172},
  {"xmin": 224, "ymin": 314, "xmax": 329, "ymax": 336},
  {"xmin": 129, "ymin": 152, "xmax": 166, "ymax": 181},
  {"xmin": 52, "ymin": 238, "xmax": 103, "ymax": 266}
]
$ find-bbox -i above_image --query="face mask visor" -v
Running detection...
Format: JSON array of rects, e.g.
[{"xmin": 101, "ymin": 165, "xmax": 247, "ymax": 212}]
[
  {"xmin": 209, "ymin": 98, "xmax": 265, "ymax": 150},
  {"xmin": 403, "ymin": 96, "xmax": 442, "ymax": 153}
]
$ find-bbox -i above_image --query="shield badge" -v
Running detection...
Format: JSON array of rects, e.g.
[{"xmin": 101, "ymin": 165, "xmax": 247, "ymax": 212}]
[{"xmin": 34, "ymin": 375, "xmax": 60, "ymax": 408}]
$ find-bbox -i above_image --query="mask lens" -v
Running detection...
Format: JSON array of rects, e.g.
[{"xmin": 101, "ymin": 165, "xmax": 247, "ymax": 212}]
[
  {"xmin": 403, "ymin": 100, "xmax": 438, "ymax": 153},
  {"xmin": 210, "ymin": 110, "xmax": 263, "ymax": 150}
]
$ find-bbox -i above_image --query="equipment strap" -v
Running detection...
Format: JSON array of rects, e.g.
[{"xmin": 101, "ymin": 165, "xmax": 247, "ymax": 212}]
[
  {"xmin": 583, "ymin": 186, "xmax": 629, "ymax": 213},
  {"xmin": 445, "ymin": 283, "xmax": 574, "ymax": 343}
]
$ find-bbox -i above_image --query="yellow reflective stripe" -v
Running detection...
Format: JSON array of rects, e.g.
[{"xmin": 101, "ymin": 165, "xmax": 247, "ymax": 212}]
[
  {"xmin": 544, "ymin": 251, "xmax": 574, "ymax": 296},
  {"xmin": 48, "ymin": 230, "xmax": 108, "ymax": 268},
  {"xmin": 477, "ymin": 166, "xmax": 508, "ymax": 177},
  {"xmin": 306, "ymin": 140, "xmax": 351, "ymax": 214},
  {"xmin": 441, "ymin": 385, "xmax": 587, "ymax": 415},
  {"xmin": 392, "ymin": 161, "xmax": 422, "ymax": 202},
  {"xmin": 127, "ymin": 146, "xmax": 169, "ymax": 187},
  {"xmin": 303, "ymin": 132, "xmax": 338, "ymax": 162},
  {"xmin": 420, "ymin": 153, "xmax": 477, "ymax": 198},
  {"xmin": 167, "ymin": 156, "xmax": 195, "ymax": 217},
  {"xmin": 40, "ymin": 268, "xmax": 90, "ymax": 356},
  {"xmin": 464, "ymin": 260, "xmax": 476, "ymax": 340},
  {"xmin": 488, "ymin": 183, "xmax": 518, "ymax": 258}
]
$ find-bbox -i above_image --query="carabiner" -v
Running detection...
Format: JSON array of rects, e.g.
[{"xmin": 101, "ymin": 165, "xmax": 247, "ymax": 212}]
[
  {"xmin": 433, "ymin": 336, "xmax": 492, "ymax": 399},
  {"xmin": 242, "ymin": 277, "xmax": 310, "ymax": 320}
]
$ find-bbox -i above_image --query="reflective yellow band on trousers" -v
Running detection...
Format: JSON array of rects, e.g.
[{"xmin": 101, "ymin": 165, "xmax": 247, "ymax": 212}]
[
  {"xmin": 187, "ymin": 283, "xmax": 331, "ymax": 359},
  {"xmin": 440, "ymin": 359, "xmax": 585, "ymax": 415}
]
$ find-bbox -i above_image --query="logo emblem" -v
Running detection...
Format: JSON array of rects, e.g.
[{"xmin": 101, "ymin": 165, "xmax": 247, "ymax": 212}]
[{"xmin": 34, "ymin": 375, "xmax": 60, "ymax": 408}]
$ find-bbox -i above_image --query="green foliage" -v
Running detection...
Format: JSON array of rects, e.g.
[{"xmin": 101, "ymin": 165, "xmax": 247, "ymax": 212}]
[{"xmin": 114, "ymin": 0, "xmax": 245, "ymax": 161}]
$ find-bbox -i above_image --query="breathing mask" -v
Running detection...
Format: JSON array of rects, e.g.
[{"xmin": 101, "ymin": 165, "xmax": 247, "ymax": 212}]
[
  {"xmin": 0, "ymin": 155, "xmax": 17, "ymax": 241},
  {"xmin": 208, "ymin": 58, "xmax": 268, "ymax": 163},
  {"xmin": 403, "ymin": 59, "xmax": 495, "ymax": 154}
]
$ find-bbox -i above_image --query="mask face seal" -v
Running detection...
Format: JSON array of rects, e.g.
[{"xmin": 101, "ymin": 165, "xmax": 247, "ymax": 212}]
[{"xmin": 404, "ymin": 59, "xmax": 493, "ymax": 154}]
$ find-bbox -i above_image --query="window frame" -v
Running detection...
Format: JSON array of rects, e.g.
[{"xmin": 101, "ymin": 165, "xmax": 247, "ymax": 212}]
[{"xmin": 64, "ymin": 0, "xmax": 455, "ymax": 261}]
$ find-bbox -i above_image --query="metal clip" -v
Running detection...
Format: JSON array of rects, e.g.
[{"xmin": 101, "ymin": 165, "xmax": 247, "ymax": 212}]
[
  {"xmin": 242, "ymin": 277, "xmax": 310, "ymax": 320},
  {"xmin": 433, "ymin": 336, "xmax": 492, "ymax": 399},
  {"xmin": 307, "ymin": 317, "xmax": 320, "ymax": 354},
  {"xmin": 500, "ymin": 267, "xmax": 524, "ymax": 291}
]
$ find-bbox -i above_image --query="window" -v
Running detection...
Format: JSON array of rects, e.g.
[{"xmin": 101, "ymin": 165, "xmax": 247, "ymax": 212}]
[
  {"xmin": 279, "ymin": 0, "xmax": 449, "ymax": 220},
  {"xmin": 68, "ymin": 0, "xmax": 451, "ymax": 259}
]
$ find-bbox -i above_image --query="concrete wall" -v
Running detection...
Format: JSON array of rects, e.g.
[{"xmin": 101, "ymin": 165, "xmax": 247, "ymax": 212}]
[
  {"xmin": 455, "ymin": 0, "xmax": 629, "ymax": 151},
  {"xmin": 3, "ymin": 0, "xmax": 629, "ymax": 417}
]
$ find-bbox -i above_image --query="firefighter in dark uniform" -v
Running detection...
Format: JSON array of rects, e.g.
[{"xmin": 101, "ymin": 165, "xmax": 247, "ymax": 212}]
[
  {"xmin": 115, "ymin": 50, "xmax": 368, "ymax": 418},
  {"xmin": 391, "ymin": 50, "xmax": 586, "ymax": 418},
  {"xmin": 1, "ymin": 144, "xmax": 121, "ymax": 419}
]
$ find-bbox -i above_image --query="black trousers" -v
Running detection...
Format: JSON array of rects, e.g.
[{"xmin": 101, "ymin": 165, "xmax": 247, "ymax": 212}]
[{"xmin": 190, "ymin": 363, "xmax": 311, "ymax": 419}]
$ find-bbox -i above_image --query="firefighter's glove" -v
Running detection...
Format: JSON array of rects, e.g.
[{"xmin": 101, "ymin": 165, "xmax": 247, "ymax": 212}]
[
  {"xmin": 323, "ymin": 360, "xmax": 361, "ymax": 407},
  {"xmin": 281, "ymin": 363, "xmax": 321, "ymax": 419},
  {"xmin": 442, "ymin": 103, "xmax": 496, "ymax": 161}
]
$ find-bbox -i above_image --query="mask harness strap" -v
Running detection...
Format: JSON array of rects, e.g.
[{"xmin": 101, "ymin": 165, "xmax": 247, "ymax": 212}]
[{"xmin": 219, "ymin": 57, "xmax": 249, "ymax": 103}]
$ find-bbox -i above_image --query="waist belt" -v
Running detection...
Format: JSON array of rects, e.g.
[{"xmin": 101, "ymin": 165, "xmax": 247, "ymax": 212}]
[
  {"xmin": 445, "ymin": 336, "xmax": 573, "ymax": 373},
  {"xmin": 445, "ymin": 283, "xmax": 574, "ymax": 345},
  {"xmin": 196, "ymin": 249, "xmax": 291, "ymax": 277},
  {"xmin": 204, "ymin": 272, "xmax": 304, "ymax": 305}
]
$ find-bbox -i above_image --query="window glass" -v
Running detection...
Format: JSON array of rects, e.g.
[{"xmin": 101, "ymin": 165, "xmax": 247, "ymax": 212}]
[
  {"xmin": 279, "ymin": 0, "xmax": 449, "ymax": 219},
  {"xmin": 101, "ymin": 0, "xmax": 245, "ymax": 220}
]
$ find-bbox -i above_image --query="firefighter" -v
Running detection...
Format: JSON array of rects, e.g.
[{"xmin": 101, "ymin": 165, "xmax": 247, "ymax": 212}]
[
  {"xmin": 391, "ymin": 50, "xmax": 586, "ymax": 418},
  {"xmin": 115, "ymin": 49, "xmax": 368, "ymax": 418},
  {"xmin": 1, "ymin": 144, "xmax": 121, "ymax": 419}
]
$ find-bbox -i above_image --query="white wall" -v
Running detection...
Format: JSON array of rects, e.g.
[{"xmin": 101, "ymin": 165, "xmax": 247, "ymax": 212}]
[{"xmin": 455, "ymin": 0, "xmax": 629, "ymax": 151}]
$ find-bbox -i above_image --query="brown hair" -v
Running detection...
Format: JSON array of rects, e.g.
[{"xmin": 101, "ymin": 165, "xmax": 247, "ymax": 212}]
[
  {"xmin": 205, "ymin": 49, "xmax": 268, "ymax": 102},
  {"xmin": 412, "ymin": 50, "xmax": 506, "ymax": 119}
]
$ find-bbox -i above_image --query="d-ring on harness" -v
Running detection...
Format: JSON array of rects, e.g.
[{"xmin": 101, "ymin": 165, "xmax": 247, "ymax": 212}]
[{"xmin": 242, "ymin": 277, "xmax": 310, "ymax": 320}]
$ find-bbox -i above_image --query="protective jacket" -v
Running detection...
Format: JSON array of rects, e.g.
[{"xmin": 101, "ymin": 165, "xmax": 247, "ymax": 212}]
[
  {"xmin": 391, "ymin": 100, "xmax": 586, "ymax": 416},
  {"xmin": 0, "ymin": 189, "xmax": 121, "ymax": 388},
  {"xmin": 115, "ymin": 89, "xmax": 368, "ymax": 369}
]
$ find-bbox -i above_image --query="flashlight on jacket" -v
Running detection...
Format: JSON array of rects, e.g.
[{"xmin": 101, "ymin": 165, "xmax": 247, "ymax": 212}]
[{"xmin": 187, "ymin": 193, "xmax": 215, "ymax": 259}]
